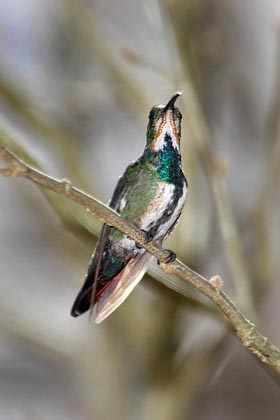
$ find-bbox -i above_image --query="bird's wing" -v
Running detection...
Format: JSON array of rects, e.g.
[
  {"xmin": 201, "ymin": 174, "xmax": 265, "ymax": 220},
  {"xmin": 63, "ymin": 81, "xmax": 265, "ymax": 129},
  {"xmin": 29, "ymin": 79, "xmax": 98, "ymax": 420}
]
[
  {"xmin": 95, "ymin": 252, "xmax": 153, "ymax": 323},
  {"xmin": 71, "ymin": 160, "xmax": 155, "ymax": 318}
]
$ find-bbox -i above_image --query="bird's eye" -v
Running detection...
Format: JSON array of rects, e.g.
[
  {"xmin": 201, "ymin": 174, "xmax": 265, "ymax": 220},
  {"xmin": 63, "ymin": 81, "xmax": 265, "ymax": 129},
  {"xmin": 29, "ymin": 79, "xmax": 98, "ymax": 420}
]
[
  {"xmin": 149, "ymin": 108, "xmax": 155, "ymax": 120},
  {"xmin": 149, "ymin": 107, "xmax": 162, "ymax": 121}
]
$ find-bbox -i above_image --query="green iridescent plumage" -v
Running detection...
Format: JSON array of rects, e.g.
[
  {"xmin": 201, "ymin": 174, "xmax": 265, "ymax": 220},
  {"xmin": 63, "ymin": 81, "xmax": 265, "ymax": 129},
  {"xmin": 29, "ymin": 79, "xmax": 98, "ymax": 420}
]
[
  {"xmin": 71, "ymin": 93, "xmax": 187, "ymax": 321},
  {"xmin": 143, "ymin": 141, "xmax": 182, "ymax": 184}
]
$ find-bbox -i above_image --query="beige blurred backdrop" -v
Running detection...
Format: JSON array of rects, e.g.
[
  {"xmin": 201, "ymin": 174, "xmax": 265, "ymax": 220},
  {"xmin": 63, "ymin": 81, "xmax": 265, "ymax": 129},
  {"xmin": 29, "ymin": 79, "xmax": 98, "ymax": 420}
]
[{"xmin": 0, "ymin": 0, "xmax": 280, "ymax": 419}]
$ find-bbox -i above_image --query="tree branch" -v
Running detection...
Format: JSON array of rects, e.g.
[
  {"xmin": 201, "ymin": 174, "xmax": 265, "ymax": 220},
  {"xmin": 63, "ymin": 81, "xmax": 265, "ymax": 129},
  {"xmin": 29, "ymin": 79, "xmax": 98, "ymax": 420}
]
[
  {"xmin": 1, "ymin": 144, "xmax": 280, "ymax": 375},
  {"xmin": 0, "ymin": 120, "xmax": 218, "ymax": 313}
]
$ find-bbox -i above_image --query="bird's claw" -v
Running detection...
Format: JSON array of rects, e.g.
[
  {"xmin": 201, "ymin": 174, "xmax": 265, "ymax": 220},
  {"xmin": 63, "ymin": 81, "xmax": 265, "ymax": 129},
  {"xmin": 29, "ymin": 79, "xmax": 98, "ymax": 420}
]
[
  {"xmin": 142, "ymin": 229, "xmax": 154, "ymax": 243},
  {"xmin": 157, "ymin": 249, "xmax": 177, "ymax": 265},
  {"xmin": 136, "ymin": 229, "xmax": 153, "ymax": 249}
]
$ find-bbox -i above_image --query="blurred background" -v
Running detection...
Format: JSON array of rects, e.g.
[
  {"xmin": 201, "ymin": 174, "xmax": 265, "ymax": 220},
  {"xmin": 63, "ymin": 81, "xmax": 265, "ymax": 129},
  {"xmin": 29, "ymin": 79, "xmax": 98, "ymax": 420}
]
[{"xmin": 0, "ymin": 0, "xmax": 280, "ymax": 419}]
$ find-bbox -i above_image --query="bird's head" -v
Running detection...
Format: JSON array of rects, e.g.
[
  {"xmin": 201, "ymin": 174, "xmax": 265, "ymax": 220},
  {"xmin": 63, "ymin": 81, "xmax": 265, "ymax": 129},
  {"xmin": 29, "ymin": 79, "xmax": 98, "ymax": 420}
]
[{"xmin": 146, "ymin": 92, "xmax": 182, "ymax": 152}]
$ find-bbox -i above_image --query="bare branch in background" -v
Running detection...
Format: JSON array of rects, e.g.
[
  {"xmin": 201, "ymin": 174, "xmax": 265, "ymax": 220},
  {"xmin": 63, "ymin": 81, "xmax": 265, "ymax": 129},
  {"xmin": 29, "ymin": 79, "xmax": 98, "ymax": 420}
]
[
  {"xmin": 252, "ymin": 27, "xmax": 280, "ymax": 292},
  {"xmin": 0, "ymin": 144, "xmax": 279, "ymax": 376},
  {"xmin": 163, "ymin": 0, "xmax": 254, "ymax": 315}
]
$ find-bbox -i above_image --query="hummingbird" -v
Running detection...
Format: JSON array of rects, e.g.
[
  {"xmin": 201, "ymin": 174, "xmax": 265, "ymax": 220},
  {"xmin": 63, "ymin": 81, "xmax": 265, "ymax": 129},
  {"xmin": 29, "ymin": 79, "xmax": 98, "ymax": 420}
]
[{"xmin": 71, "ymin": 92, "xmax": 187, "ymax": 323}]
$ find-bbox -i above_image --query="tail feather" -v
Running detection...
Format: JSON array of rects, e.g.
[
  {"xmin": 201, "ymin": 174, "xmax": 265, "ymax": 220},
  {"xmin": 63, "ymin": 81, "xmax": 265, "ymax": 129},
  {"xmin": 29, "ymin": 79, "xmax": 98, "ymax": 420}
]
[
  {"xmin": 71, "ymin": 273, "xmax": 95, "ymax": 317},
  {"xmin": 71, "ymin": 252, "xmax": 153, "ymax": 321}
]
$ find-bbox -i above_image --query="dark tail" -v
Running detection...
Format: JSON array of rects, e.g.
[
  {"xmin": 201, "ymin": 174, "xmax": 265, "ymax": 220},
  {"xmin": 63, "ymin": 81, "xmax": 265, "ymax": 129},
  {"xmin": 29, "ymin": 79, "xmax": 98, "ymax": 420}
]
[
  {"xmin": 72, "ymin": 225, "xmax": 109, "ymax": 317},
  {"xmin": 71, "ymin": 273, "xmax": 95, "ymax": 317}
]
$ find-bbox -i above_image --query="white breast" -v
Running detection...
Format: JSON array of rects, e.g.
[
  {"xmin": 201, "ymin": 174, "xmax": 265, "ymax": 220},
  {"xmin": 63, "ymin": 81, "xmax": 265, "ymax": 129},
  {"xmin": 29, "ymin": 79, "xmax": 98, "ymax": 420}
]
[
  {"xmin": 139, "ymin": 181, "xmax": 187, "ymax": 240},
  {"xmin": 139, "ymin": 182, "xmax": 175, "ymax": 232},
  {"xmin": 155, "ymin": 181, "xmax": 187, "ymax": 240}
]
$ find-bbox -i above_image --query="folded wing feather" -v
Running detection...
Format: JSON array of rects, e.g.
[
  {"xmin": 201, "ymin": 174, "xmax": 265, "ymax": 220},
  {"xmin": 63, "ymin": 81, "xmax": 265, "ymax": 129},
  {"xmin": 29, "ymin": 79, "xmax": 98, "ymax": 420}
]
[{"xmin": 95, "ymin": 252, "xmax": 153, "ymax": 323}]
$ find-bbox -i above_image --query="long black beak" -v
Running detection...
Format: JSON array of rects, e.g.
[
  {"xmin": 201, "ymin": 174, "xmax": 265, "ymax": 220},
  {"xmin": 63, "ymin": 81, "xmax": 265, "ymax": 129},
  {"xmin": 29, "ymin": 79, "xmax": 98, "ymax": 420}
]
[{"xmin": 163, "ymin": 92, "xmax": 182, "ymax": 112}]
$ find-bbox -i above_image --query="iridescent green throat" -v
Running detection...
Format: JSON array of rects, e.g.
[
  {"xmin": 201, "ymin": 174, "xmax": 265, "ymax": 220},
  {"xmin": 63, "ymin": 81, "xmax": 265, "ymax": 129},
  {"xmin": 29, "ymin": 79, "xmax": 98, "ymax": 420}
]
[{"xmin": 143, "ymin": 134, "xmax": 182, "ymax": 184}]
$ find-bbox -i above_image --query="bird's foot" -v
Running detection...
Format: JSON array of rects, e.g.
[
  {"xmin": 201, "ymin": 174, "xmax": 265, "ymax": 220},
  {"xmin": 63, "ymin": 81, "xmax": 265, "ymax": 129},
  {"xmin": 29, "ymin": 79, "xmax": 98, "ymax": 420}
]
[
  {"xmin": 157, "ymin": 249, "xmax": 177, "ymax": 265},
  {"xmin": 142, "ymin": 229, "xmax": 154, "ymax": 243},
  {"xmin": 136, "ymin": 229, "xmax": 153, "ymax": 249}
]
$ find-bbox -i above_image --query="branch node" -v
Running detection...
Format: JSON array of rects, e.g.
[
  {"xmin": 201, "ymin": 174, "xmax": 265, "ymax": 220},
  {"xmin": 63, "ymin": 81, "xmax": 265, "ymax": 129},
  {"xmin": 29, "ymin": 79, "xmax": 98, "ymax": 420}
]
[
  {"xmin": 61, "ymin": 178, "xmax": 72, "ymax": 194},
  {"xmin": 209, "ymin": 275, "xmax": 224, "ymax": 292},
  {"xmin": 160, "ymin": 262, "xmax": 175, "ymax": 274},
  {"xmin": 10, "ymin": 164, "xmax": 25, "ymax": 178},
  {"xmin": 0, "ymin": 146, "xmax": 25, "ymax": 177}
]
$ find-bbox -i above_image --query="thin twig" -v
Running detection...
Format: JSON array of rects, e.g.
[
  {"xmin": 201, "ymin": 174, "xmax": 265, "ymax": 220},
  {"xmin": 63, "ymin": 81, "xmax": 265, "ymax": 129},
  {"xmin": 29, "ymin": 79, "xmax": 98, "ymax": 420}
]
[
  {"xmin": 0, "ymin": 145, "xmax": 280, "ymax": 375},
  {"xmin": 251, "ymin": 29, "xmax": 280, "ymax": 291},
  {"xmin": 0, "ymin": 119, "xmax": 217, "ymax": 313}
]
